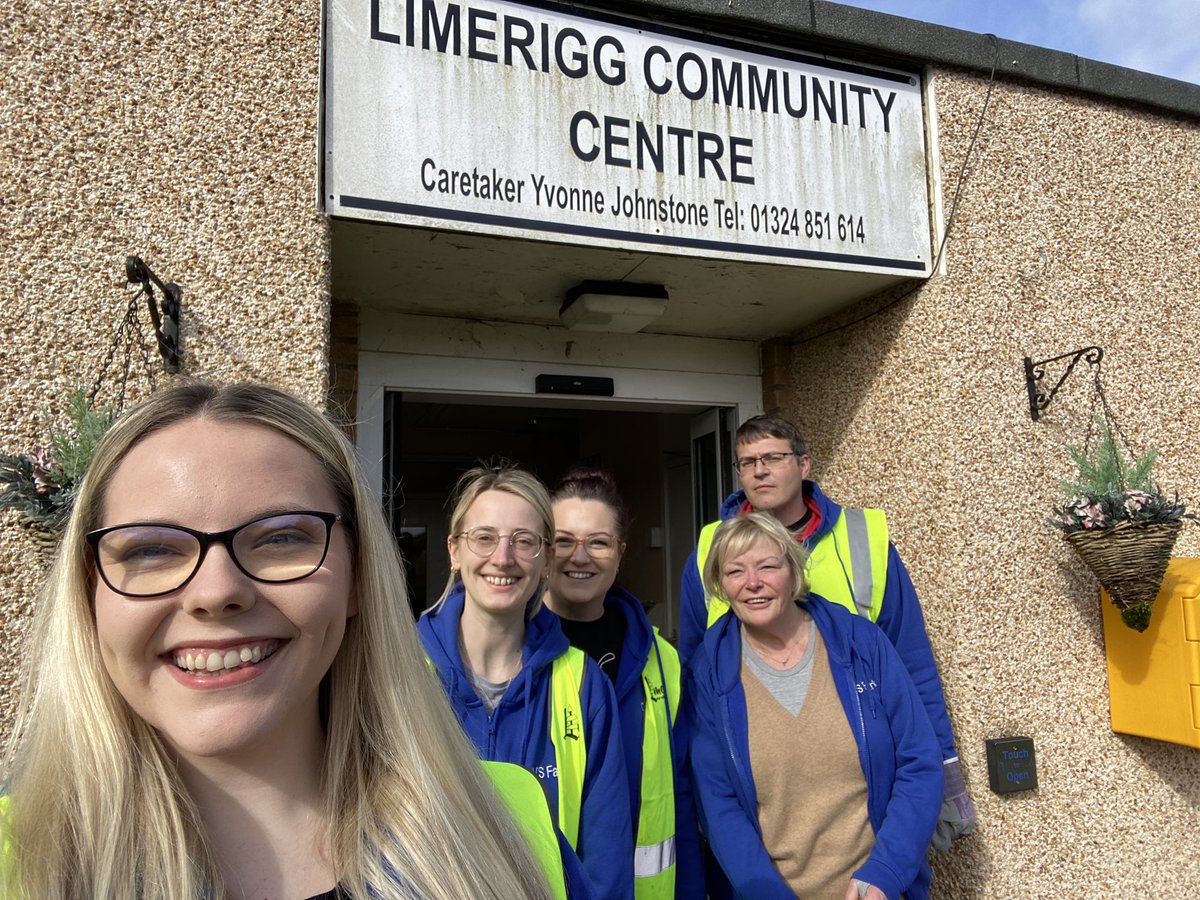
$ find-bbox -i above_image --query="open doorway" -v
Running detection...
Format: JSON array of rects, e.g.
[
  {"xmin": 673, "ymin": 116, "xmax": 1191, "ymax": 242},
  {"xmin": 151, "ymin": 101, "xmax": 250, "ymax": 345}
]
[{"xmin": 384, "ymin": 392, "xmax": 734, "ymax": 641}]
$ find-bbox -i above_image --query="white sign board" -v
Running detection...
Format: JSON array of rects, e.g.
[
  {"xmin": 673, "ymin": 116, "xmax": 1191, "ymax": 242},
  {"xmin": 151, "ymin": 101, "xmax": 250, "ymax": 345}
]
[{"xmin": 323, "ymin": 0, "xmax": 932, "ymax": 275}]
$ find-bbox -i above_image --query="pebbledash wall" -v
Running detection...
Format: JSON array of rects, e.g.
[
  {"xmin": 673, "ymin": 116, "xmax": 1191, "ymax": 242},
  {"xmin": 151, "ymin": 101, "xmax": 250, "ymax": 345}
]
[
  {"xmin": 0, "ymin": 0, "xmax": 328, "ymax": 742},
  {"xmin": 3, "ymin": 0, "xmax": 1199, "ymax": 897},
  {"xmin": 781, "ymin": 71, "xmax": 1200, "ymax": 894}
]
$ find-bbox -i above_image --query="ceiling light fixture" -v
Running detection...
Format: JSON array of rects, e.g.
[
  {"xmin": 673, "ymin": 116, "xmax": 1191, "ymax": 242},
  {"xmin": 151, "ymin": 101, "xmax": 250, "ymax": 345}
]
[{"xmin": 559, "ymin": 280, "xmax": 668, "ymax": 333}]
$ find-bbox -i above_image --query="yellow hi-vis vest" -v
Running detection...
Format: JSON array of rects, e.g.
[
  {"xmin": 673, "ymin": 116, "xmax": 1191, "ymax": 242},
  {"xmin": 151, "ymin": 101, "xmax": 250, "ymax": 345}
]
[
  {"xmin": 696, "ymin": 507, "xmax": 890, "ymax": 624},
  {"xmin": 633, "ymin": 631, "xmax": 681, "ymax": 900},
  {"xmin": 548, "ymin": 647, "xmax": 588, "ymax": 850},
  {"xmin": 482, "ymin": 760, "xmax": 569, "ymax": 900},
  {"xmin": 549, "ymin": 635, "xmax": 681, "ymax": 900}
]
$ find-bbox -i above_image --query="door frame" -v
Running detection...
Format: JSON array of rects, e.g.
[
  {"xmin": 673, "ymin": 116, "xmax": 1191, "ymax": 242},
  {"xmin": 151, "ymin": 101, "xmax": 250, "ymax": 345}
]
[{"xmin": 356, "ymin": 311, "xmax": 764, "ymax": 499}]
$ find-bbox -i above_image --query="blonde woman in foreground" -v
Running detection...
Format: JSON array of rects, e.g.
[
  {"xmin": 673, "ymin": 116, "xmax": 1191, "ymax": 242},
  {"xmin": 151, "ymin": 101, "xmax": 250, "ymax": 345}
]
[{"xmin": 0, "ymin": 382, "xmax": 573, "ymax": 899}]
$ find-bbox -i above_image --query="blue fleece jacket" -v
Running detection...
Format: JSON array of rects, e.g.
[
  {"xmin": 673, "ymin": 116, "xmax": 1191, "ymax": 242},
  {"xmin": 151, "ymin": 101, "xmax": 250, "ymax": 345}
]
[
  {"xmin": 557, "ymin": 587, "xmax": 704, "ymax": 899},
  {"xmin": 678, "ymin": 482, "xmax": 958, "ymax": 761},
  {"xmin": 418, "ymin": 586, "xmax": 633, "ymax": 900},
  {"xmin": 687, "ymin": 597, "xmax": 943, "ymax": 900}
]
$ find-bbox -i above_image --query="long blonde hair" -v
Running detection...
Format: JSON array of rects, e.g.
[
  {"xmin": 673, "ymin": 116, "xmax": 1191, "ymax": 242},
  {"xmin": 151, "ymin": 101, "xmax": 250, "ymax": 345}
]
[{"xmin": 2, "ymin": 382, "xmax": 553, "ymax": 899}]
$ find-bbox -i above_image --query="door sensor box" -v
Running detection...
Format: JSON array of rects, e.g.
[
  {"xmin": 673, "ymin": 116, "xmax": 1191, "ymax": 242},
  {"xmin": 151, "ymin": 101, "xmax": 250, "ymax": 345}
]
[{"xmin": 985, "ymin": 736, "xmax": 1037, "ymax": 794}]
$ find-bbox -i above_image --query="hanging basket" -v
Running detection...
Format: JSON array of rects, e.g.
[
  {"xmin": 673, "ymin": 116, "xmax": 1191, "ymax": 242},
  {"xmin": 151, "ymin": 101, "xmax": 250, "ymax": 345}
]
[
  {"xmin": 18, "ymin": 515, "xmax": 63, "ymax": 566},
  {"xmin": 1063, "ymin": 519, "xmax": 1182, "ymax": 632}
]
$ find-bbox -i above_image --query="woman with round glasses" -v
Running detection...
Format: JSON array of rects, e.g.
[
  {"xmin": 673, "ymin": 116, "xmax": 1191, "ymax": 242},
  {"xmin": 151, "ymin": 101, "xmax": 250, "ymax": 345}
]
[
  {"xmin": 689, "ymin": 512, "xmax": 942, "ymax": 900},
  {"xmin": 544, "ymin": 468, "xmax": 703, "ymax": 900},
  {"xmin": 418, "ymin": 465, "xmax": 633, "ymax": 900},
  {"xmin": 0, "ymin": 382, "xmax": 570, "ymax": 899}
]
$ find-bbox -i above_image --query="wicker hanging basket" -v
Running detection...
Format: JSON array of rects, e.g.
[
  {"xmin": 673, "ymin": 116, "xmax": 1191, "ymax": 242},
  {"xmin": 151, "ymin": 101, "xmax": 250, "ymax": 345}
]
[
  {"xmin": 16, "ymin": 518, "xmax": 61, "ymax": 566},
  {"xmin": 18, "ymin": 516, "xmax": 62, "ymax": 566},
  {"xmin": 1064, "ymin": 519, "xmax": 1182, "ymax": 632}
]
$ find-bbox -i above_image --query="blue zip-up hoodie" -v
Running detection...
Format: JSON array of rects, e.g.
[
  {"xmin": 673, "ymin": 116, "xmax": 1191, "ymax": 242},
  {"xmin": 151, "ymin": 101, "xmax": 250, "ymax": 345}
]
[
  {"xmin": 686, "ymin": 596, "xmax": 943, "ymax": 900},
  {"xmin": 679, "ymin": 482, "xmax": 958, "ymax": 762},
  {"xmin": 418, "ymin": 585, "xmax": 634, "ymax": 900},
  {"xmin": 571, "ymin": 587, "xmax": 704, "ymax": 899}
]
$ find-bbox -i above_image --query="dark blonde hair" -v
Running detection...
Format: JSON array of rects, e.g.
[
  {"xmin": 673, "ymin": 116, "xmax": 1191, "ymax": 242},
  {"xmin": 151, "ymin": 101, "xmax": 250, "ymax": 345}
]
[
  {"xmin": 702, "ymin": 512, "xmax": 810, "ymax": 603},
  {"xmin": 440, "ymin": 463, "xmax": 554, "ymax": 606},
  {"xmin": 3, "ymin": 382, "xmax": 552, "ymax": 899}
]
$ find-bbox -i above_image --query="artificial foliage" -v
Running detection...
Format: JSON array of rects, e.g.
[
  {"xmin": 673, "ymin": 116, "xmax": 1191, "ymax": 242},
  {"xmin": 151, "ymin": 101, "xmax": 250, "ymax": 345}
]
[
  {"xmin": 0, "ymin": 389, "xmax": 116, "ymax": 530},
  {"xmin": 1050, "ymin": 420, "xmax": 1185, "ymax": 533}
]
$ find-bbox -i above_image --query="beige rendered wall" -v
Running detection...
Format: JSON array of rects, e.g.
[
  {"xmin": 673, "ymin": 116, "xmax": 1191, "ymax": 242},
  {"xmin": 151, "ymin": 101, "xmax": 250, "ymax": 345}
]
[
  {"xmin": 782, "ymin": 70, "xmax": 1200, "ymax": 897},
  {"xmin": 0, "ymin": 1, "xmax": 328, "ymax": 719}
]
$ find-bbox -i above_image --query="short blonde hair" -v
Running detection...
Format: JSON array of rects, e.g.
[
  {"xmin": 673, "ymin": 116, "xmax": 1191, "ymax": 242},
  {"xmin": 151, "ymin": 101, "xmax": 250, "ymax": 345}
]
[
  {"xmin": 702, "ymin": 512, "xmax": 810, "ymax": 604},
  {"xmin": 3, "ymin": 382, "xmax": 552, "ymax": 899}
]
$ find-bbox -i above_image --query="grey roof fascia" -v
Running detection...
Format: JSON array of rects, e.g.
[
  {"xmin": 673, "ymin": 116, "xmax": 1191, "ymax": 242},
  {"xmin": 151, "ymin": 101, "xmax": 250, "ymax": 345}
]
[{"xmin": 573, "ymin": 0, "xmax": 1200, "ymax": 119}]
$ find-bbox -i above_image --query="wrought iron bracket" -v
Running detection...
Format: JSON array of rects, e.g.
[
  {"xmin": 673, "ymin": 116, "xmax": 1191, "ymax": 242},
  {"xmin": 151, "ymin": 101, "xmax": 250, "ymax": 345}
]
[
  {"xmin": 1023, "ymin": 346, "xmax": 1103, "ymax": 421},
  {"xmin": 125, "ymin": 256, "xmax": 181, "ymax": 373}
]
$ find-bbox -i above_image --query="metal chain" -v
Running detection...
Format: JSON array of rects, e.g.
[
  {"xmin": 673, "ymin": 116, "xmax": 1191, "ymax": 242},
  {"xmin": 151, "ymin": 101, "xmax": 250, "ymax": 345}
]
[
  {"xmin": 1084, "ymin": 362, "xmax": 1135, "ymax": 459},
  {"xmin": 89, "ymin": 285, "xmax": 157, "ymax": 412}
]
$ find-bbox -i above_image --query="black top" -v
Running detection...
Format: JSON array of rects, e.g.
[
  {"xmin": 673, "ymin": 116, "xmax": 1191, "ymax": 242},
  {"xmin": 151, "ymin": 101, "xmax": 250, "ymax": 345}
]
[{"xmin": 559, "ymin": 604, "xmax": 627, "ymax": 685}]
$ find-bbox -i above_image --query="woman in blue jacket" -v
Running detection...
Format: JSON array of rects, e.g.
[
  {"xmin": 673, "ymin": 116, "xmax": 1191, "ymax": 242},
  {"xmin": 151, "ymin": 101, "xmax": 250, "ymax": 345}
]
[
  {"xmin": 544, "ymin": 468, "xmax": 703, "ymax": 900},
  {"xmin": 688, "ymin": 513, "xmax": 942, "ymax": 900},
  {"xmin": 419, "ymin": 465, "xmax": 633, "ymax": 900}
]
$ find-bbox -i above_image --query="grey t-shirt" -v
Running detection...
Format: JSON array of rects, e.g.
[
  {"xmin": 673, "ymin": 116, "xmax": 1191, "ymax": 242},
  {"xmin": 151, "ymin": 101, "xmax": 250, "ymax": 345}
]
[
  {"xmin": 741, "ymin": 617, "xmax": 817, "ymax": 715},
  {"xmin": 466, "ymin": 667, "xmax": 512, "ymax": 714}
]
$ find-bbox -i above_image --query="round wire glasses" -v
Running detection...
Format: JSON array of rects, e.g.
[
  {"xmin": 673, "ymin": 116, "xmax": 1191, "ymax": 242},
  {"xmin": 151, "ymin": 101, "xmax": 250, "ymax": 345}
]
[{"xmin": 453, "ymin": 527, "xmax": 546, "ymax": 560}]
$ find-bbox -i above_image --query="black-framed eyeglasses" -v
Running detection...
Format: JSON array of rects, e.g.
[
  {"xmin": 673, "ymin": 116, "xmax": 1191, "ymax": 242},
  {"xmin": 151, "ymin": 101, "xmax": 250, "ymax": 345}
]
[
  {"xmin": 552, "ymin": 532, "xmax": 622, "ymax": 559},
  {"xmin": 453, "ymin": 527, "xmax": 546, "ymax": 560},
  {"xmin": 734, "ymin": 451, "xmax": 798, "ymax": 474},
  {"xmin": 87, "ymin": 510, "xmax": 343, "ymax": 599}
]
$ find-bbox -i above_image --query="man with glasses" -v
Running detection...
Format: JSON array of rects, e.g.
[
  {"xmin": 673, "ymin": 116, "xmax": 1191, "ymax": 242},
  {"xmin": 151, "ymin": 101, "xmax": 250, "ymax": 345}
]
[{"xmin": 679, "ymin": 413, "xmax": 975, "ymax": 850}]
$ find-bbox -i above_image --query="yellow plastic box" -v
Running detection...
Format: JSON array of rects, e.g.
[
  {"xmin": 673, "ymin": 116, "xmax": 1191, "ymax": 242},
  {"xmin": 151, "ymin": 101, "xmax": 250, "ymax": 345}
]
[{"xmin": 1102, "ymin": 557, "xmax": 1200, "ymax": 748}]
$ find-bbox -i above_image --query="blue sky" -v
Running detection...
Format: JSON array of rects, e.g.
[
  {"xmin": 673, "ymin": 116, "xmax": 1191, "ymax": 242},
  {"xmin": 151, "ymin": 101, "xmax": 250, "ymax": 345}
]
[{"xmin": 830, "ymin": 0, "xmax": 1199, "ymax": 85}]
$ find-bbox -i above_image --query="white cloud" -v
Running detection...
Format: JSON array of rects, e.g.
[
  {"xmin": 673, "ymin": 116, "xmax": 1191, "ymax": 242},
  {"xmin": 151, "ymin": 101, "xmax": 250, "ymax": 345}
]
[
  {"xmin": 830, "ymin": 0, "xmax": 1199, "ymax": 84},
  {"xmin": 1074, "ymin": 0, "xmax": 1200, "ymax": 83}
]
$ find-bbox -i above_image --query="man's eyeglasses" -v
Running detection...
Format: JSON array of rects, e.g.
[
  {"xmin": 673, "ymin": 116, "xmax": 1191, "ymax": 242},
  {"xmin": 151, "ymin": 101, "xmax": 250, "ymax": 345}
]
[
  {"xmin": 454, "ymin": 527, "xmax": 546, "ymax": 560},
  {"xmin": 552, "ymin": 532, "xmax": 621, "ymax": 559},
  {"xmin": 88, "ymin": 511, "xmax": 343, "ymax": 599},
  {"xmin": 734, "ymin": 451, "xmax": 798, "ymax": 474}
]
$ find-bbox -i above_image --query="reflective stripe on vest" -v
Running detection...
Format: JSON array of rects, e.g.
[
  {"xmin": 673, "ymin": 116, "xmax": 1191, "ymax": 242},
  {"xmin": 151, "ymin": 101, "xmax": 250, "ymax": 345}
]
[
  {"xmin": 806, "ymin": 507, "xmax": 888, "ymax": 620},
  {"xmin": 482, "ymin": 760, "xmax": 569, "ymax": 900},
  {"xmin": 634, "ymin": 632, "xmax": 681, "ymax": 899},
  {"xmin": 548, "ymin": 647, "xmax": 587, "ymax": 851},
  {"xmin": 696, "ymin": 508, "xmax": 889, "ymax": 624}
]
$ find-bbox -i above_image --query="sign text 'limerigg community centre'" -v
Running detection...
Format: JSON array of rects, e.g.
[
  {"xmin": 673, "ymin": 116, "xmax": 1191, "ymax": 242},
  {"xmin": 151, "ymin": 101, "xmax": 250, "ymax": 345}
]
[{"xmin": 324, "ymin": 0, "xmax": 934, "ymax": 273}]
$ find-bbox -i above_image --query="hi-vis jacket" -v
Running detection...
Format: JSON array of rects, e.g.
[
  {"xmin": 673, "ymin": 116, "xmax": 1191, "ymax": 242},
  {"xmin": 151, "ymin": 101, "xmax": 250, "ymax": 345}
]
[
  {"xmin": 571, "ymin": 588, "xmax": 704, "ymax": 900},
  {"xmin": 687, "ymin": 597, "xmax": 943, "ymax": 900},
  {"xmin": 418, "ymin": 585, "xmax": 634, "ymax": 900},
  {"xmin": 678, "ymin": 481, "xmax": 958, "ymax": 761}
]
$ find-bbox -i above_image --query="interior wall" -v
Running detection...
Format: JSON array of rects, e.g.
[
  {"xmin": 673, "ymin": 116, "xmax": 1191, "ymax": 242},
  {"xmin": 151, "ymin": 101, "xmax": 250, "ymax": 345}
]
[{"xmin": 782, "ymin": 68, "xmax": 1200, "ymax": 897}]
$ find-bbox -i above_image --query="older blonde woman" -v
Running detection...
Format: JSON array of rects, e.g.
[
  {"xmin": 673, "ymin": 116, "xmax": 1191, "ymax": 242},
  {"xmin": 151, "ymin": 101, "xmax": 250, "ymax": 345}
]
[
  {"xmin": 688, "ymin": 513, "xmax": 942, "ymax": 900},
  {"xmin": 1, "ymin": 382, "xmax": 567, "ymax": 899}
]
